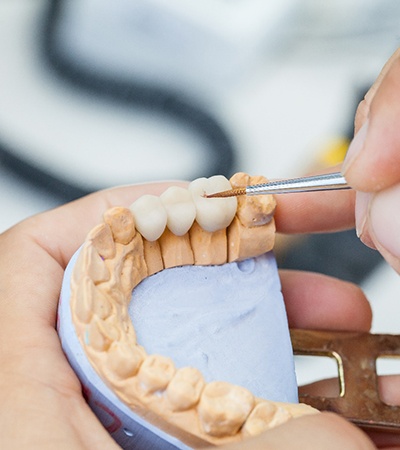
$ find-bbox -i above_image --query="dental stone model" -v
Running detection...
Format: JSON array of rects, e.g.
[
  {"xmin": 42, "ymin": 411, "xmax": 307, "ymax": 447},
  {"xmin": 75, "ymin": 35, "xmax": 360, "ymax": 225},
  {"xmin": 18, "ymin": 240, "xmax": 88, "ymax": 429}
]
[{"xmin": 58, "ymin": 173, "xmax": 318, "ymax": 449}]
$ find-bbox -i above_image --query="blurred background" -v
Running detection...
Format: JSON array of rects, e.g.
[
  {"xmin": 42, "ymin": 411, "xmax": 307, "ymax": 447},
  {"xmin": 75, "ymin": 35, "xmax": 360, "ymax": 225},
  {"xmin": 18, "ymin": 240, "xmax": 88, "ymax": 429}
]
[{"xmin": 1, "ymin": 0, "xmax": 400, "ymax": 386}]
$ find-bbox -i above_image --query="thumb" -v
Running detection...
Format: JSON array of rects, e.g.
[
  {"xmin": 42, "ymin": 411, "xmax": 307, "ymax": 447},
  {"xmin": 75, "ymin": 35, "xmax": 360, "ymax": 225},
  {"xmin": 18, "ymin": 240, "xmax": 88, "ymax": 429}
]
[{"xmin": 216, "ymin": 413, "xmax": 375, "ymax": 450}]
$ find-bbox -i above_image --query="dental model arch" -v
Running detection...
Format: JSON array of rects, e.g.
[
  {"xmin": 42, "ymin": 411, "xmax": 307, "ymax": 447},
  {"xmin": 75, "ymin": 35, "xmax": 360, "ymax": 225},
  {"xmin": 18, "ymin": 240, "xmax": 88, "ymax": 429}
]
[{"xmin": 68, "ymin": 173, "xmax": 318, "ymax": 447}]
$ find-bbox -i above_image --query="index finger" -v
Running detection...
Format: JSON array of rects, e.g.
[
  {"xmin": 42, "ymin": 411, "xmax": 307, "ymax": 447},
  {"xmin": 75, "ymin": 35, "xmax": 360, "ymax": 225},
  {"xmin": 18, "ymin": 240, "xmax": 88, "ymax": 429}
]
[
  {"xmin": 355, "ymin": 47, "xmax": 400, "ymax": 132},
  {"xmin": 345, "ymin": 48, "xmax": 400, "ymax": 192}
]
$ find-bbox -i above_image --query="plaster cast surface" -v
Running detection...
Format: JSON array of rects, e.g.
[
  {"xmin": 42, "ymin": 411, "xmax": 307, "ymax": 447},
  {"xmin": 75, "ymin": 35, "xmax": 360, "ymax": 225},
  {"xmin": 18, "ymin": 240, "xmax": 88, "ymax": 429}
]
[{"xmin": 130, "ymin": 254, "xmax": 297, "ymax": 402}]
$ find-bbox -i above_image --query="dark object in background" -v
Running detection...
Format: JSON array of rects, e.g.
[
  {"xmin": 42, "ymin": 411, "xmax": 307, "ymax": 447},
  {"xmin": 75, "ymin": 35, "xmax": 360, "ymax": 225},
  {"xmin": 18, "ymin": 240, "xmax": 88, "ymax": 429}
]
[
  {"xmin": 0, "ymin": 0, "xmax": 237, "ymax": 203},
  {"xmin": 277, "ymin": 229, "xmax": 383, "ymax": 284},
  {"xmin": 41, "ymin": 0, "xmax": 237, "ymax": 196}
]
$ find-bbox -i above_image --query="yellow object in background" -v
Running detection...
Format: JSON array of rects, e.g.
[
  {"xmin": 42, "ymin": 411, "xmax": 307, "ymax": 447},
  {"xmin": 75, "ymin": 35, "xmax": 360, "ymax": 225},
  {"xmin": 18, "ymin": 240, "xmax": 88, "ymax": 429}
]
[
  {"xmin": 316, "ymin": 137, "xmax": 350, "ymax": 167},
  {"xmin": 275, "ymin": 135, "xmax": 350, "ymax": 259}
]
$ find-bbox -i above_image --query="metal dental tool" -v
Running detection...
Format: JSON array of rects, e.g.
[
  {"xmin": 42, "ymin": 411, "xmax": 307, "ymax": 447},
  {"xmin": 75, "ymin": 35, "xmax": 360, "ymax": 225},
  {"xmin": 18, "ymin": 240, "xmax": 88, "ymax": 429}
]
[{"xmin": 206, "ymin": 172, "xmax": 350, "ymax": 198}]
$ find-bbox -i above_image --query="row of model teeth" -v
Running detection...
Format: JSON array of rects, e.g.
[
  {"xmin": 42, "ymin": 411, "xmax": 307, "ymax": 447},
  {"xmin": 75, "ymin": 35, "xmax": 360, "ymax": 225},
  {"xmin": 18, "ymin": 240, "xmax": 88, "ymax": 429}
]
[
  {"xmin": 87, "ymin": 329, "xmax": 313, "ymax": 438},
  {"xmin": 130, "ymin": 175, "xmax": 237, "ymax": 241},
  {"xmin": 118, "ymin": 347, "xmax": 315, "ymax": 438},
  {"xmin": 117, "ymin": 349, "xmax": 304, "ymax": 438}
]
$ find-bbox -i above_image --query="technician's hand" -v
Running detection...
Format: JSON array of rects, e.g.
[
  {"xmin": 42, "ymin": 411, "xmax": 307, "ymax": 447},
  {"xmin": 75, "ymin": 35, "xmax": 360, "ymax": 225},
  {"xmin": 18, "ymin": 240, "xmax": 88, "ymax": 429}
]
[
  {"xmin": 342, "ymin": 47, "xmax": 400, "ymax": 273},
  {"xmin": 0, "ymin": 182, "xmax": 374, "ymax": 450}
]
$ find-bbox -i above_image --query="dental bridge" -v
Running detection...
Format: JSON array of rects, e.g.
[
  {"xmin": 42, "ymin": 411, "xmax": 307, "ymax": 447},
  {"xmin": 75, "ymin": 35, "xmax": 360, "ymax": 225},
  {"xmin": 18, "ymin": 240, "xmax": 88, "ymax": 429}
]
[{"xmin": 61, "ymin": 172, "xmax": 400, "ymax": 449}]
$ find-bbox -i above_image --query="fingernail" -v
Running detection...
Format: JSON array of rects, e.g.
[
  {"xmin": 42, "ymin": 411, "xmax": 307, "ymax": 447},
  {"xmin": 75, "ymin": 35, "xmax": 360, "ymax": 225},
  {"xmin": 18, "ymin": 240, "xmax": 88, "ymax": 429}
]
[
  {"xmin": 342, "ymin": 119, "xmax": 369, "ymax": 176},
  {"xmin": 369, "ymin": 184, "xmax": 400, "ymax": 259},
  {"xmin": 355, "ymin": 192, "xmax": 372, "ymax": 238}
]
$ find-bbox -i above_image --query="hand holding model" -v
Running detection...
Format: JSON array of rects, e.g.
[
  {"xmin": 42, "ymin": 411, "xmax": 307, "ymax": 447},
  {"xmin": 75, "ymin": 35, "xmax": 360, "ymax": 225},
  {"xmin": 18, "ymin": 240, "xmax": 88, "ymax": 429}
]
[
  {"xmin": 0, "ymin": 185, "xmax": 373, "ymax": 450},
  {"xmin": 1, "ymin": 48, "xmax": 400, "ymax": 449}
]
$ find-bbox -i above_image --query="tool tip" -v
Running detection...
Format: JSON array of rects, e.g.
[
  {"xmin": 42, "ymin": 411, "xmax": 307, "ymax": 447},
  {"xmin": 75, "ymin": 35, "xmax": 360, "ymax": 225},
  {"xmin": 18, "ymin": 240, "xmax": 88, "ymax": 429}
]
[{"xmin": 204, "ymin": 187, "xmax": 246, "ymax": 198}]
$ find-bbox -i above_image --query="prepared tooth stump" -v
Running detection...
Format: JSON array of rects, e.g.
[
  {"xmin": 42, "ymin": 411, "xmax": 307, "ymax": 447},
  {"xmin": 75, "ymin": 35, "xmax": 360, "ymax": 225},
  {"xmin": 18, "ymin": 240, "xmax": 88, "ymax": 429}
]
[{"xmin": 58, "ymin": 173, "xmax": 318, "ymax": 449}]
